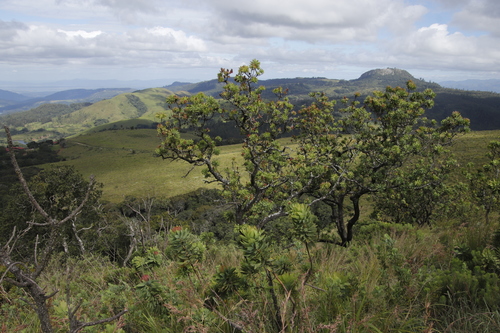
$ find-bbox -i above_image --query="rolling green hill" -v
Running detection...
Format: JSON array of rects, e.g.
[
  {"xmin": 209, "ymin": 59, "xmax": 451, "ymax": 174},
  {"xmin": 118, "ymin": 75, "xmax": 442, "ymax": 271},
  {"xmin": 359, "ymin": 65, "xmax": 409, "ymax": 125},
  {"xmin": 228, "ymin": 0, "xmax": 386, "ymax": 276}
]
[
  {"xmin": 0, "ymin": 88, "xmax": 175, "ymax": 143},
  {"xmin": 55, "ymin": 88, "xmax": 172, "ymax": 126}
]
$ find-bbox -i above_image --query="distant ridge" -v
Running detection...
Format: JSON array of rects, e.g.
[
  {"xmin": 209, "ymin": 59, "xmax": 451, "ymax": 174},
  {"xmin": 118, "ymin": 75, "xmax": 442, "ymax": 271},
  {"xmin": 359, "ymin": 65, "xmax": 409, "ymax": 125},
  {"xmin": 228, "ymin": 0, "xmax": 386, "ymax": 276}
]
[
  {"xmin": 167, "ymin": 81, "xmax": 193, "ymax": 88},
  {"xmin": 0, "ymin": 88, "xmax": 134, "ymax": 114},
  {"xmin": 164, "ymin": 67, "xmax": 439, "ymax": 100},
  {"xmin": 0, "ymin": 89, "xmax": 29, "ymax": 102},
  {"xmin": 44, "ymin": 88, "xmax": 133, "ymax": 101},
  {"xmin": 2, "ymin": 67, "xmax": 500, "ymax": 142},
  {"xmin": 439, "ymin": 79, "xmax": 500, "ymax": 94}
]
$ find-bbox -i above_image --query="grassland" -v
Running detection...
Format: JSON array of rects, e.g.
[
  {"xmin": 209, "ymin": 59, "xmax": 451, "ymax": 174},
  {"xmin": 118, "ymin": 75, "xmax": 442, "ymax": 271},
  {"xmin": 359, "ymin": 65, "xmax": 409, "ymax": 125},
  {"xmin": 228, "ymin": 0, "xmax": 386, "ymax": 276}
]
[
  {"xmin": 40, "ymin": 128, "xmax": 500, "ymax": 203},
  {"xmin": 50, "ymin": 129, "xmax": 242, "ymax": 202},
  {"xmin": 453, "ymin": 129, "xmax": 500, "ymax": 166}
]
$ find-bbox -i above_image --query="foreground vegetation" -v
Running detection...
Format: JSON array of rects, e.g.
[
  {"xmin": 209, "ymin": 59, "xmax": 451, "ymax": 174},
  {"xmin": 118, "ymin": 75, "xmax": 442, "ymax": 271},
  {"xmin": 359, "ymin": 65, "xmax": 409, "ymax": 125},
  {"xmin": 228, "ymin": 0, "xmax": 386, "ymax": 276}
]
[
  {"xmin": 2, "ymin": 60, "xmax": 500, "ymax": 332},
  {"xmin": 3, "ymin": 202, "xmax": 500, "ymax": 332}
]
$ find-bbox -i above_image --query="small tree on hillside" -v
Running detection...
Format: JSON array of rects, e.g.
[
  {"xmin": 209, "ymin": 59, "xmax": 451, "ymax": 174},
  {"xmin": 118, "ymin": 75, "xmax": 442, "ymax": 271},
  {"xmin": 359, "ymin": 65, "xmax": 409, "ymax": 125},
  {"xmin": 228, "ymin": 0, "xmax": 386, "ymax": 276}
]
[
  {"xmin": 1, "ymin": 165, "xmax": 103, "ymax": 257},
  {"xmin": 157, "ymin": 61, "xmax": 306, "ymax": 227},
  {"xmin": 466, "ymin": 141, "xmax": 500, "ymax": 224},
  {"xmin": 156, "ymin": 60, "xmax": 469, "ymax": 245},
  {"xmin": 295, "ymin": 85, "xmax": 469, "ymax": 244}
]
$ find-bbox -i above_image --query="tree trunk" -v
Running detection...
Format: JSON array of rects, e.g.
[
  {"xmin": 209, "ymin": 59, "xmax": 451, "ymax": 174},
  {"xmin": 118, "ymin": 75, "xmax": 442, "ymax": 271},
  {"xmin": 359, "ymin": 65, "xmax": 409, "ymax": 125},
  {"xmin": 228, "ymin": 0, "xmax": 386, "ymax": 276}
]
[
  {"xmin": 29, "ymin": 283, "xmax": 54, "ymax": 333},
  {"xmin": 1, "ymin": 255, "xmax": 55, "ymax": 333},
  {"xmin": 328, "ymin": 193, "xmax": 364, "ymax": 247},
  {"xmin": 328, "ymin": 198, "xmax": 350, "ymax": 247},
  {"xmin": 266, "ymin": 269, "xmax": 283, "ymax": 332}
]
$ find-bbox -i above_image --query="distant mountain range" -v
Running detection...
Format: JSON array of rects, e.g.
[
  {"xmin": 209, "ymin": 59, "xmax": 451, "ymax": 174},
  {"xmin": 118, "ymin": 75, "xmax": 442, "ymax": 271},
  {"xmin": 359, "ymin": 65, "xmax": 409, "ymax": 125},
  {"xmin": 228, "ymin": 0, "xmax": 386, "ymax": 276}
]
[
  {"xmin": 0, "ymin": 89, "xmax": 29, "ymax": 103},
  {"xmin": 164, "ymin": 68, "xmax": 500, "ymax": 131},
  {"xmin": 1, "ymin": 68, "xmax": 500, "ymax": 143},
  {"xmin": 439, "ymin": 79, "xmax": 500, "ymax": 93},
  {"xmin": 0, "ymin": 88, "xmax": 134, "ymax": 114},
  {"xmin": 0, "ymin": 78, "xmax": 173, "ymax": 93}
]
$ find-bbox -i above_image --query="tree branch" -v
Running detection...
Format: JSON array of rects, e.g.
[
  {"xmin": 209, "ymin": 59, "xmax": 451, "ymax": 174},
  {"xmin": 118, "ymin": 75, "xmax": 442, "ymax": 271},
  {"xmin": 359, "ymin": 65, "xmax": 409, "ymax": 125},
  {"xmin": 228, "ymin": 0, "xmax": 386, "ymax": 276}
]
[
  {"xmin": 5, "ymin": 125, "xmax": 51, "ymax": 221},
  {"xmin": 70, "ymin": 309, "xmax": 128, "ymax": 333}
]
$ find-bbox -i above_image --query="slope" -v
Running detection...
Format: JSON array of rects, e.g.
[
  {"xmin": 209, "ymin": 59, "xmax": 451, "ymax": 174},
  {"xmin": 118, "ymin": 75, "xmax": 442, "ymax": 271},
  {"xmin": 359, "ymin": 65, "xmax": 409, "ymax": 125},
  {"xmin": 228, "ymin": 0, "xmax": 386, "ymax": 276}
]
[
  {"xmin": 57, "ymin": 88, "xmax": 173, "ymax": 127},
  {"xmin": 0, "ymin": 88, "xmax": 134, "ymax": 114},
  {"xmin": 0, "ymin": 88, "xmax": 176, "ymax": 143}
]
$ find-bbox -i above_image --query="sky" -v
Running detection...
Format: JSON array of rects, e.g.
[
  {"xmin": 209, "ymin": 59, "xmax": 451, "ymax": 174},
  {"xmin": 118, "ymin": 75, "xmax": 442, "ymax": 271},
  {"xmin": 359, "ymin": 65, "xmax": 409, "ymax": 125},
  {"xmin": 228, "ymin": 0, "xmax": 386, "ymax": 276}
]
[{"xmin": 1, "ymin": 0, "xmax": 499, "ymax": 86}]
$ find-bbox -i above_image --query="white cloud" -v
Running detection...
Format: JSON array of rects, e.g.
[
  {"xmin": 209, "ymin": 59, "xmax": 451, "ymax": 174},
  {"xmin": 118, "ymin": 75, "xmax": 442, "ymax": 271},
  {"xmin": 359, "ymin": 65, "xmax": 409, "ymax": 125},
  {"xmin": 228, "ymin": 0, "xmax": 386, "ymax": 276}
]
[
  {"xmin": 0, "ymin": 21, "xmax": 207, "ymax": 67},
  {"xmin": 452, "ymin": 0, "xmax": 500, "ymax": 36},
  {"xmin": 387, "ymin": 23, "xmax": 500, "ymax": 70},
  {"xmin": 58, "ymin": 29, "xmax": 103, "ymax": 39},
  {"xmin": 202, "ymin": 0, "xmax": 428, "ymax": 43},
  {"xmin": 0, "ymin": 0, "xmax": 499, "ymax": 82}
]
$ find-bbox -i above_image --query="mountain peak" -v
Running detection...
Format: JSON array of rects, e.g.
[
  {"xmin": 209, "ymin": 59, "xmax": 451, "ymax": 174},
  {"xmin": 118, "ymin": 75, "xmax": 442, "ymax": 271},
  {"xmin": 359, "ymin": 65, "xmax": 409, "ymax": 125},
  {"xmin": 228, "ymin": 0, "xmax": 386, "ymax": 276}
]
[{"xmin": 358, "ymin": 68, "xmax": 415, "ymax": 80}]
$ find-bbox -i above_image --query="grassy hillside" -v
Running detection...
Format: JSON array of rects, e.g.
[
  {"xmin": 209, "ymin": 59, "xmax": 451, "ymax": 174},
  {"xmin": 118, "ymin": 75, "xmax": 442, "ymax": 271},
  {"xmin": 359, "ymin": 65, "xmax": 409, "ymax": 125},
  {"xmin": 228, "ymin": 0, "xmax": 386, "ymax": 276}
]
[
  {"xmin": 0, "ymin": 88, "xmax": 175, "ymax": 144},
  {"xmin": 49, "ymin": 129, "xmax": 241, "ymax": 202},
  {"xmin": 56, "ymin": 88, "xmax": 173, "ymax": 127},
  {"xmin": 4, "ymin": 128, "xmax": 500, "ymax": 332},
  {"xmin": 40, "ymin": 128, "xmax": 500, "ymax": 203}
]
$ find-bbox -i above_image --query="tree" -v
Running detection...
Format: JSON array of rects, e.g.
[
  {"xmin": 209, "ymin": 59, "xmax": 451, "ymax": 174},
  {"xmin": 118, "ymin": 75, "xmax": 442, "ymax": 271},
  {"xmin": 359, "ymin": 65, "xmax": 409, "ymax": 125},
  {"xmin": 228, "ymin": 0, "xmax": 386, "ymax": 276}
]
[
  {"xmin": 0, "ymin": 126, "xmax": 127, "ymax": 333},
  {"xmin": 157, "ymin": 60, "xmax": 303, "ymax": 228},
  {"xmin": 1, "ymin": 165, "xmax": 103, "ymax": 257},
  {"xmin": 295, "ymin": 85, "xmax": 469, "ymax": 244},
  {"xmin": 371, "ymin": 155, "xmax": 459, "ymax": 226},
  {"xmin": 466, "ymin": 141, "xmax": 500, "ymax": 224},
  {"xmin": 156, "ymin": 60, "xmax": 469, "ymax": 245}
]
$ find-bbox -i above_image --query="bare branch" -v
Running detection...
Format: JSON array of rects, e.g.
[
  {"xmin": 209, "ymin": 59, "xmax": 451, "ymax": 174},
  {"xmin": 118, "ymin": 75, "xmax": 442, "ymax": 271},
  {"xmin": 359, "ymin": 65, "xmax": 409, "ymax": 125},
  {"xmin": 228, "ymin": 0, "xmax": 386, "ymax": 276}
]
[
  {"xmin": 46, "ymin": 289, "xmax": 59, "ymax": 299},
  {"xmin": 72, "ymin": 219, "xmax": 90, "ymax": 255},
  {"xmin": 182, "ymin": 164, "xmax": 197, "ymax": 178},
  {"xmin": 70, "ymin": 309, "xmax": 128, "ymax": 333},
  {"xmin": 4, "ymin": 226, "xmax": 17, "ymax": 250},
  {"xmin": 34, "ymin": 234, "xmax": 39, "ymax": 267},
  {"xmin": 25, "ymin": 176, "xmax": 96, "ymax": 228},
  {"xmin": 0, "ymin": 261, "xmax": 24, "ymax": 284},
  {"xmin": 4, "ymin": 125, "xmax": 51, "ymax": 221}
]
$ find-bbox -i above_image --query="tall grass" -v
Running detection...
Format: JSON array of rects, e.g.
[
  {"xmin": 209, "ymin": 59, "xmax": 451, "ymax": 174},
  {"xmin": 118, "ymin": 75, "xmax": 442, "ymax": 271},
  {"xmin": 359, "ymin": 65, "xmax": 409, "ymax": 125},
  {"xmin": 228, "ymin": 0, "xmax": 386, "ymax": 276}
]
[{"xmin": 2, "ymin": 219, "xmax": 499, "ymax": 332}]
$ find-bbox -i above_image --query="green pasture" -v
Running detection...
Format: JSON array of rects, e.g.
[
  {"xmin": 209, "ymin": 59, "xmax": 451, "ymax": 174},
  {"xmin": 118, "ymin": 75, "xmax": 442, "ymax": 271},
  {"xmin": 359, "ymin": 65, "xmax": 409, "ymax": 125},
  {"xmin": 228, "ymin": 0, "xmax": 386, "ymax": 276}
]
[
  {"xmin": 43, "ymin": 128, "xmax": 500, "ymax": 203},
  {"xmin": 50, "ymin": 129, "xmax": 242, "ymax": 202},
  {"xmin": 453, "ymin": 129, "xmax": 500, "ymax": 166}
]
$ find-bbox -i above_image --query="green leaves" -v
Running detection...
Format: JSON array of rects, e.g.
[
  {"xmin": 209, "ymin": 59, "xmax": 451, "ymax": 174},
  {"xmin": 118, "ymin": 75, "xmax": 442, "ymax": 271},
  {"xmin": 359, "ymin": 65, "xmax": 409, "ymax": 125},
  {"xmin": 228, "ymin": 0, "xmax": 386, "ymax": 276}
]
[
  {"xmin": 466, "ymin": 140, "xmax": 500, "ymax": 223},
  {"xmin": 236, "ymin": 225, "xmax": 272, "ymax": 275},
  {"xmin": 131, "ymin": 247, "xmax": 163, "ymax": 272},
  {"xmin": 166, "ymin": 227, "xmax": 206, "ymax": 266},
  {"xmin": 211, "ymin": 265, "xmax": 246, "ymax": 298},
  {"xmin": 289, "ymin": 203, "xmax": 317, "ymax": 244}
]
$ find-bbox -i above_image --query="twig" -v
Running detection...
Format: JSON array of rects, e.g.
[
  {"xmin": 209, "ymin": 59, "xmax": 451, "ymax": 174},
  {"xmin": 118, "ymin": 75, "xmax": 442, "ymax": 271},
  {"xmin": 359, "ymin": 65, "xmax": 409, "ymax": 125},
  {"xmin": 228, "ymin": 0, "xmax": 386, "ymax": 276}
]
[
  {"xmin": 0, "ymin": 261, "xmax": 23, "ymax": 284},
  {"xmin": 70, "ymin": 309, "xmax": 128, "ymax": 333},
  {"xmin": 305, "ymin": 283, "xmax": 327, "ymax": 292}
]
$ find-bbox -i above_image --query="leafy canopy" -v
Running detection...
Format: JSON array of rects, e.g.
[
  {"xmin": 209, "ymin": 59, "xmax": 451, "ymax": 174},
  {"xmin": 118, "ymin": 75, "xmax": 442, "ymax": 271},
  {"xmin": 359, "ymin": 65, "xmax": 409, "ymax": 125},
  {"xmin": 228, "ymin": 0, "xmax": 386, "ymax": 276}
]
[{"xmin": 157, "ymin": 59, "xmax": 469, "ymax": 244}]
